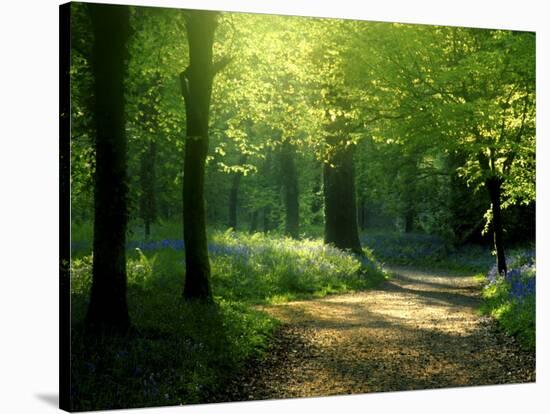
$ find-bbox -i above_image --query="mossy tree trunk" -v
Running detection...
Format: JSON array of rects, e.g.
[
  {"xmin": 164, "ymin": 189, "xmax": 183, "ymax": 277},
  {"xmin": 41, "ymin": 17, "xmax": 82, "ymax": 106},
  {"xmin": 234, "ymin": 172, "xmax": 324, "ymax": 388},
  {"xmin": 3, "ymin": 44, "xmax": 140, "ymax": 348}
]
[
  {"xmin": 179, "ymin": 11, "xmax": 227, "ymax": 301},
  {"xmin": 323, "ymin": 136, "xmax": 362, "ymax": 255},
  {"xmin": 85, "ymin": 3, "xmax": 131, "ymax": 332}
]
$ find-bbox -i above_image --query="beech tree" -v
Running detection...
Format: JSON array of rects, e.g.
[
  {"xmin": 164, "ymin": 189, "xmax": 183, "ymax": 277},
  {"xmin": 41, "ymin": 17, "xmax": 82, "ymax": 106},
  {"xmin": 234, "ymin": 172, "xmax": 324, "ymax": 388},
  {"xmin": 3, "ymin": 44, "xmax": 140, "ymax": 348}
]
[
  {"xmin": 179, "ymin": 10, "xmax": 229, "ymax": 300},
  {"xmin": 323, "ymin": 136, "xmax": 362, "ymax": 253},
  {"xmin": 313, "ymin": 20, "xmax": 365, "ymax": 254},
  {"xmin": 85, "ymin": 3, "xmax": 131, "ymax": 331}
]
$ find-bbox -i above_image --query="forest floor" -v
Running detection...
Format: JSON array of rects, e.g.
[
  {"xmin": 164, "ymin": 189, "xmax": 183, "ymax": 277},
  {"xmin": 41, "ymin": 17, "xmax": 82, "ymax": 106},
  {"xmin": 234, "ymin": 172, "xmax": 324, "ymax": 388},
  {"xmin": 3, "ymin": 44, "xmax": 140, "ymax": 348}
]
[{"xmin": 215, "ymin": 267, "xmax": 535, "ymax": 401}]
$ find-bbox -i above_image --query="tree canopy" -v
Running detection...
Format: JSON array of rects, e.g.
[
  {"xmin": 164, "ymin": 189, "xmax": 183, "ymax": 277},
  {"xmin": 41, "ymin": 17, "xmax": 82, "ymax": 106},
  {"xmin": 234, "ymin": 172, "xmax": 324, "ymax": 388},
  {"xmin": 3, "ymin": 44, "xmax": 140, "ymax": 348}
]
[{"xmin": 69, "ymin": 4, "xmax": 535, "ymax": 300}]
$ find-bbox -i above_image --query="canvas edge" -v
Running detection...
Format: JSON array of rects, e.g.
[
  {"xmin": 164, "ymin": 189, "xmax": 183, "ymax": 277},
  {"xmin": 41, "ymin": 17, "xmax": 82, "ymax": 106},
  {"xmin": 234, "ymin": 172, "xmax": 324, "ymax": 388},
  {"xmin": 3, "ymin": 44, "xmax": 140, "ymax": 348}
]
[{"xmin": 59, "ymin": 2, "xmax": 72, "ymax": 412}]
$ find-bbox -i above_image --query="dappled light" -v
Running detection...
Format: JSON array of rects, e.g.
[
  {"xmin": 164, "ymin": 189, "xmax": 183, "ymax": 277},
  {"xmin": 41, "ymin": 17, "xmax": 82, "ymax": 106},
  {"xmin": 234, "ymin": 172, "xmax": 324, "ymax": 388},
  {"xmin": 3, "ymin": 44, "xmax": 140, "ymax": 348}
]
[
  {"xmin": 218, "ymin": 268, "xmax": 534, "ymax": 400},
  {"xmin": 62, "ymin": 2, "xmax": 535, "ymax": 410}
]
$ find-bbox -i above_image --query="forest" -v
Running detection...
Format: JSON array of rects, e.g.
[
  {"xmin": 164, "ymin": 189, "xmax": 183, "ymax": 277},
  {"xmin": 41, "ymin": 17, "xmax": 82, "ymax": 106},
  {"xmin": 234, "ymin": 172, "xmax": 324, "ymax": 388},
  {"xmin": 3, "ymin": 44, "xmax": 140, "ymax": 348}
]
[{"xmin": 63, "ymin": 2, "xmax": 536, "ymax": 411}]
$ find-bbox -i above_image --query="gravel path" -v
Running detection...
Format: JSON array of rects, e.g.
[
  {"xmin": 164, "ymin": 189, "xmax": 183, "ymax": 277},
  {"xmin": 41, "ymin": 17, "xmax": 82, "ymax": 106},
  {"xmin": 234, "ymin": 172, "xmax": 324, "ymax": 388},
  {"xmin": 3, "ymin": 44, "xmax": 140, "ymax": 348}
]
[{"xmin": 217, "ymin": 267, "xmax": 535, "ymax": 401}]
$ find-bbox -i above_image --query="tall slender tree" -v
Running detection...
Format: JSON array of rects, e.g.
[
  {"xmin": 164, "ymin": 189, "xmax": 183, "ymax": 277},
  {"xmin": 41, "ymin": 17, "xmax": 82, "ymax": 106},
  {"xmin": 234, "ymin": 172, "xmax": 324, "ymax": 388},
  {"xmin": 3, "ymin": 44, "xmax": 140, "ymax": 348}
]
[
  {"xmin": 85, "ymin": 3, "xmax": 131, "ymax": 331},
  {"xmin": 180, "ymin": 10, "xmax": 228, "ymax": 300}
]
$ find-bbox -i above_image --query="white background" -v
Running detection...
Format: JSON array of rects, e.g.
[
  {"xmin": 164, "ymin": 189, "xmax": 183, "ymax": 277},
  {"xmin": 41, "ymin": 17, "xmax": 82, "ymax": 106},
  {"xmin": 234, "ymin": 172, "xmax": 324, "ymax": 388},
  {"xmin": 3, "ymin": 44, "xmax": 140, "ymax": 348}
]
[{"xmin": 0, "ymin": 0, "xmax": 547, "ymax": 413}]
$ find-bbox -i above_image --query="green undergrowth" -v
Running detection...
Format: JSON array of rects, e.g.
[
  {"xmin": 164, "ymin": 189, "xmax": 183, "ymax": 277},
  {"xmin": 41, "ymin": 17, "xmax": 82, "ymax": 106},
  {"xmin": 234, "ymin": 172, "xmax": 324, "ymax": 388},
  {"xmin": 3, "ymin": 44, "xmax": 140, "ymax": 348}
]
[
  {"xmin": 477, "ymin": 252, "xmax": 536, "ymax": 351},
  {"xmin": 209, "ymin": 230, "xmax": 388, "ymax": 303},
  {"xmin": 71, "ymin": 300, "xmax": 275, "ymax": 411},
  {"xmin": 480, "ymin": 284, "xmax": 535, "ymax": 351},
  {"xmin": 70, "ymin": 229, "xmax": 387, "ymax": 410},
  {"xmin": 480, "ymin": 282, "xmax": 535, "ymax": 351}
]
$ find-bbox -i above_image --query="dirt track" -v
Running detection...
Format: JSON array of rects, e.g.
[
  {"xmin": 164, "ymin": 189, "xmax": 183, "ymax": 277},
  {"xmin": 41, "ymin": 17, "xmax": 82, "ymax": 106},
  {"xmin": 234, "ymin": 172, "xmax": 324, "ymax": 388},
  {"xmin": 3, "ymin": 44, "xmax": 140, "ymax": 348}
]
[{"xmin": 216, "ymin": 267, "xmax": 535, "ymax": 401}]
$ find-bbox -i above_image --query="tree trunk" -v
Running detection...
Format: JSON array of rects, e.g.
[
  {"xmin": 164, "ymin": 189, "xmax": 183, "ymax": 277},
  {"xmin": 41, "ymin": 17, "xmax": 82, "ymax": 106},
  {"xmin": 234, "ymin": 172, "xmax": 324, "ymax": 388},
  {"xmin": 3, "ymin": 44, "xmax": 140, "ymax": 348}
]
[
  {"xmin": 310, "ymin": 166, "xmax": 323, "ymax": 225},
  {"xmin": 486, "ymin": 177, "xmax": 507, "ymax": 275},
  {"xmin": 263, "ymin": 206, "xmax": 271, "ymax": 233},
  {"xmin": 85, "ymin": 3, "xmax": 130, "ymax": 332},
  {"xmin": 359, "ymin": 196, "xmax": 367, "ymax": 231},
  {"xmin": 180, "ymin": 11, "xmax": 220, "ymax": 301},
  {"xmin": 144, "ymin": 221, "xmax": 151, "ymax": 239},
  {"xmin": 249, "ymin": 210, "xmax": 259, "ymax": 233},
  {"xmin": 228, "ymin": 154, "xmax": 247, "ymax": 230},
  {"xmin": 280, "ymin": 141, "xmax": 299, "ymax": 238},
  {"xmin": 401, "ymin": 161, "xmax": 416, "ymax": 233},
  {"xmin": 140, "ymin": 140, "xmax": 157, "ymax": 239},
  {"xmin": 404, "ymin": 208, "xmax": 414, "ymax": 233},
  {"xmin": 323, "ymin": 136, "xmax": 362, "ymax": 254}
]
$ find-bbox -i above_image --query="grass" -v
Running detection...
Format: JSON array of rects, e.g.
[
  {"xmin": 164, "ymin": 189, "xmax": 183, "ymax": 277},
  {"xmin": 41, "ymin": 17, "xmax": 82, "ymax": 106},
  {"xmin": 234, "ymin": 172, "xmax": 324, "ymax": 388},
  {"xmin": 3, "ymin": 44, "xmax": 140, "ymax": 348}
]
[{"xmin": 70, "ymin": 227, "xmax": 388, "ymax": 410}]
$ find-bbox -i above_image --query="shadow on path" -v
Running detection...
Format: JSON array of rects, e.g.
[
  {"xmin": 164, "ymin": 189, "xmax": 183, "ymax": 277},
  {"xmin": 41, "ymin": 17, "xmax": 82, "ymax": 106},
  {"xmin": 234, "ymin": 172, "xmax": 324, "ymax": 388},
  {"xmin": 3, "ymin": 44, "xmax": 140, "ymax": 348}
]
[{"xmin": 215, "ymin": 266, "xmax": 535, "ymax": 401}]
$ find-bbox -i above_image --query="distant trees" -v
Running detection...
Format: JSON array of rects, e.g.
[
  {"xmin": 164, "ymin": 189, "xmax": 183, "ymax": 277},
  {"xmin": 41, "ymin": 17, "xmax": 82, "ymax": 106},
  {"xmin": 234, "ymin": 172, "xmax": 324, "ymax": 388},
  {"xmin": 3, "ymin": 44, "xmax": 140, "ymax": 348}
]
[
  {"xmin": 349, "ymin": 25, "xmax": 535, "ymax": 272},
  {"xmin": 139, "ymin": 139, "xmax": 157, "ymax": 239},
  {"xmin": 280, "ymin": 140, "xmax": 300, "ymax": 238},
  {"xmin": 136, "ymin": 77, "xmax": 161, "ymax": 239},
  {"xmin": 85, "ymin": 3, "xmax": 131, "ymax": 331},
  {"xmin": 228, "ymin": 154, "xmax": 247, "ymax": 229}
]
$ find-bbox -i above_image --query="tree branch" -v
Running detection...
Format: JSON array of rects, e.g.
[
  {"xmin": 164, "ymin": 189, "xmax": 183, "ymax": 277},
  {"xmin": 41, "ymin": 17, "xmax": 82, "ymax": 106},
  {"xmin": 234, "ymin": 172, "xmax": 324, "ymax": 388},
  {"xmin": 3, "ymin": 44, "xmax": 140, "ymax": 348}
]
[{"xmin": 212, "ymin": 55, "xmax": 231, "ymax": 76}]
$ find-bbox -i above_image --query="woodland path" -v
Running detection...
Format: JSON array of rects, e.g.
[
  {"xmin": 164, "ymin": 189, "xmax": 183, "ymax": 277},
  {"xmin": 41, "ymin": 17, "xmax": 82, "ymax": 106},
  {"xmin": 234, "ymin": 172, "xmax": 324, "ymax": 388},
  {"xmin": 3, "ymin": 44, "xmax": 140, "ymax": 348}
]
[{"xmin": 217, "ymin": 267, "xmax": 535, "ymax": 401}]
